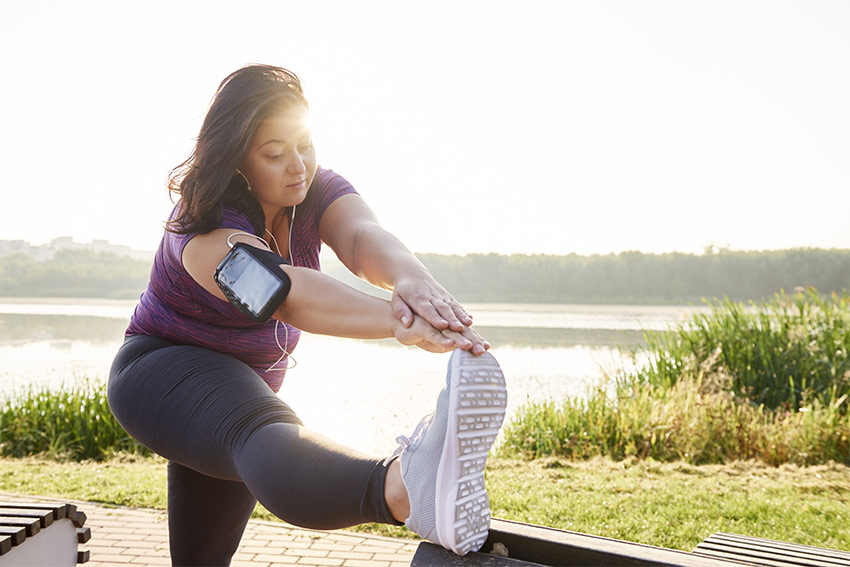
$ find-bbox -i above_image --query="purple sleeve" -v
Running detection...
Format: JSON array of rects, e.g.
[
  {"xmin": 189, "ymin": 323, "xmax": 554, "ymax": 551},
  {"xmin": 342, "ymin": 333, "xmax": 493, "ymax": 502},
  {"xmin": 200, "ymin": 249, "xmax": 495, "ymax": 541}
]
[{"xmin": 310, "ymin": 167, "xmax": 358, "ymax": 220}]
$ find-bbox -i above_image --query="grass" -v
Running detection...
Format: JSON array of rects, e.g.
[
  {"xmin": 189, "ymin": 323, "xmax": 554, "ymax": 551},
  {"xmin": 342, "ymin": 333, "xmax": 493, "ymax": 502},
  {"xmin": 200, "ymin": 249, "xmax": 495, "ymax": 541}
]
[
  {"xmin": 487, "ymin": 457, "xmax": 849, "ymax": 552},
  {"xmin": 499, "ymin": 375, "xmax": 849, "ymax": 464},
  {"xmin": 633, "ymin": 289, "xmax": 850, "ymax": 411},
  {"xmin": 500, "ymin": 289, "xmax": 850, "ymax": 465},
  {"xmin": 0, "ymin": 379, "xmax": 149, "ymax": 460},
  {"xmin": 1, "ymin": 454, "xmax": 847, "ymax": 552}
]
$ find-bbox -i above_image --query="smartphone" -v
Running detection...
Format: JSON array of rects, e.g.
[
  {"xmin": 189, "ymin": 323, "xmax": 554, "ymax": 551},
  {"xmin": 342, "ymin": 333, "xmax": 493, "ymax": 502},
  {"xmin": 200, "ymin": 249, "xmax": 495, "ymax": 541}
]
[{"xmin": 214, "ymin": 243, "xmax": 290, "ymax": 322}]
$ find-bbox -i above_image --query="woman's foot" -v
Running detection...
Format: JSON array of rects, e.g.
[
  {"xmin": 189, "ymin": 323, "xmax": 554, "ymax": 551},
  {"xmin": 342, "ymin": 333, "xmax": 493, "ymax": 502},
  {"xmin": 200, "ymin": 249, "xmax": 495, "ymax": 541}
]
[{"xmin": 392, "ymin": 349, "xmax": 507, "ymax": 556}]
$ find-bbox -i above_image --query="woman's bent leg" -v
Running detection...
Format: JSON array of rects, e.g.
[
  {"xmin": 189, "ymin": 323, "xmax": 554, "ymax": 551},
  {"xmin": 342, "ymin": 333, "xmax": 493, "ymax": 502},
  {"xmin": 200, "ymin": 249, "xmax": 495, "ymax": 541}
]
[
  {"xmin": 167, "ymin": 462, "xmax": 256, "ymax": 566},
  {"xmin": 108, "ymin": 335, "xmax": 398, "ymax": 563}
]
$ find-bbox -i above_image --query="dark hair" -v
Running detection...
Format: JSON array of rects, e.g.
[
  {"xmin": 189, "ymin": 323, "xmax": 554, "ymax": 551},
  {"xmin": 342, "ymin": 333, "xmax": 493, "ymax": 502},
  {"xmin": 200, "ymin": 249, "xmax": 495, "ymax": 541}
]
[{"xmin": 167, "ymin": 64, "xmax": 308, "ymax": 235}]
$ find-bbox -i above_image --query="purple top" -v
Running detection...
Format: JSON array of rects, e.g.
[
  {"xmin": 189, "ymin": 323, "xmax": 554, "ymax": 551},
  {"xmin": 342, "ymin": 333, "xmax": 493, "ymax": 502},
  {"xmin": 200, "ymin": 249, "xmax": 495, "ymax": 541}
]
[{"xmin": 126, "ymin": 167, "xmax": 358, "ymax": 392}]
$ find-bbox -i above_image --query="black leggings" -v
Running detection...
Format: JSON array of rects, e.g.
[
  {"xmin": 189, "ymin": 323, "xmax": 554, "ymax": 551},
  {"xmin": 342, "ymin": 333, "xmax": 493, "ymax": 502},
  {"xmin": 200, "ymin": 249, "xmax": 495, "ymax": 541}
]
[{"xmin": 108, "ymin": 334, "xmax": 397, "ymax": 566}]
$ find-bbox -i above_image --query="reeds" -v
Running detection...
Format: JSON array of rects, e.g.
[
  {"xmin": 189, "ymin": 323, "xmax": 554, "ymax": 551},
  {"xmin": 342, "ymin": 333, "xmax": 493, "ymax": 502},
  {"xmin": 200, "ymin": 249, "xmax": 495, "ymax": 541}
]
[
  {"xmin": 0, "ymin": 379, "xmax": 149, "ymax": 461},
  {"xmin": 635, "ymin": 288, "xmax": 849, "ymax": 411},
  {"xmin": 500, "ymin": 289, "xmax": 850, "ymax": 465}
]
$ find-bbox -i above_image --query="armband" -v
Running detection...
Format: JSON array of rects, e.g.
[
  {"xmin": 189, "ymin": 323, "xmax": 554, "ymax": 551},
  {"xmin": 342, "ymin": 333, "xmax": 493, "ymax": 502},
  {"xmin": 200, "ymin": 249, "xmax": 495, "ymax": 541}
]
[{"xmin": 214, "ymin": 242, "xmax": 292, "ymax": 322}]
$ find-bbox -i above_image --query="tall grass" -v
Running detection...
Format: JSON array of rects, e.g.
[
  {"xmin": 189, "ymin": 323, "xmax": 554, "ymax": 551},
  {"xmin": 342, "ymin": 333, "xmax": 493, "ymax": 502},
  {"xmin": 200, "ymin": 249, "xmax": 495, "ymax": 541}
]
[
  {"xmin": 500, "ymin": 289, "xmax": 850, "ymax": 465},
  {"xmin": 635, "ymin": 288, "xmax": 849, "ymax": 411},
  {"xmin": 0, "ymin": 379, "xmax": 149, "ymax": 461}
]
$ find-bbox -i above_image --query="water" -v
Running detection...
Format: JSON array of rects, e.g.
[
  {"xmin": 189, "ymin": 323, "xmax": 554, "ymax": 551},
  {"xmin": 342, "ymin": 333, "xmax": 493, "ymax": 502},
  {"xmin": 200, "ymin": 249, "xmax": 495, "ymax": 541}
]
[{"xmin": 0, "ymin": 299, "xmax": 708, "ymax": 456}]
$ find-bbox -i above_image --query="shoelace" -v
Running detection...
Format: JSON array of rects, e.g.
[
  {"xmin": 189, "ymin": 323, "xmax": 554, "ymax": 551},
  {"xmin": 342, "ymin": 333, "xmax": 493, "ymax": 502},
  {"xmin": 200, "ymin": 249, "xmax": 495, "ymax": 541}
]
[{"xmin": 385, "ymin": 411, "xmax": 434, "ymax": 465}]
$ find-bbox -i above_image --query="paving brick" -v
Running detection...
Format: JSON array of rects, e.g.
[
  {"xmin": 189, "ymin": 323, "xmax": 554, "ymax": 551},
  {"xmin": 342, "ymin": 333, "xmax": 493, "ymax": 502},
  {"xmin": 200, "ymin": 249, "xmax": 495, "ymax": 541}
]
[
  {"xmin": 373, "ymin": 552, "xmax": 414, "ymax": 562},
  {"xmin": 95, "ymin": 527, "xmax": 144, "ymax": 535},
  {"xmin": 308, "ymin": 541, "xmax": 355, "ymax": 552},
  {"xmin": 277, "ymin": 540, "xmax": 316, "ymax": 550},
  {"xmin": 357, "ymin": 538, "xmax": 409, "ymax": 548},
  {"xmin": 129, "ymin": 555, "xmax": 172, "ymax": 565},
  {"xmin": 327, "ymin": 550, "xmax": 374, "ymax": 561},
  {"xmin": 295, "ymin": 557, "xmax": 349, "ymax": 566},
  {"xmin": 321, "ymin": 534, "xmax": 367, "ymax": 546},
  {"xmin": 350, "ymin": 544, "xmax": 403, "ymax": 554},
  {"xmin": 264, "ymin": 536, "xmax": 304, "ymax": 547},
  {"xmin": 89, "ymin": 553, "xmax": 134, "ymax": 563},
  {"xmin": 343, "ymin": 560, "xmax": 392, "ymax": 567},
  {"xmin": 285, "ymin": 547, "xmax": 329, "ymax": 558},
  {"xmin": 262, "ymin": 557, "xmax": 299, "ymax": 565},
  {"xmin": 254, "ymin": 552, "xmax": 303, "ymax": 562},
  {"xmin": 239, "ymin": 544, "xmax": 278, "ymax": 554}
]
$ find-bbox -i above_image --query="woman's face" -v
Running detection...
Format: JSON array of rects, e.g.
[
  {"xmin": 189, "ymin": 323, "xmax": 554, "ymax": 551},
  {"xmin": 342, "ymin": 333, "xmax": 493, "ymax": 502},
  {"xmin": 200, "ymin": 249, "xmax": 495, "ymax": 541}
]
[{"xmin": 240, "ymin": 104, "xmax": 317, "ymax": 221}]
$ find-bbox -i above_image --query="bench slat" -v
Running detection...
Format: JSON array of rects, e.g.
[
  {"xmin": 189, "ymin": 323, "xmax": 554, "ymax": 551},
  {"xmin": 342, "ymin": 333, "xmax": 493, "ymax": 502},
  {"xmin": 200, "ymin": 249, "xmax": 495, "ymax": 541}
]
[
  {"xmin": 0, "ymin": 525, "xmax": 27, "ymax": 548},
  {"xmin": 72, "ymin": 509, "xmax": 87, "ymax": 528},
  {"xmin": 0, "ymin": 507, "xmax": 54, "ymax": 528},
  {"xmin": 0, "ymin": 502, "xmax": 72, "ymax": 521},
  {"xmin": 696, "ymin": 548, "xmax": 810, "ymax": 567},
  {"xmin": 696, "ymin": 542, "xmax": 844, "ymax": 567},
  {"xmin": 694, "ymin": 533, "xmax": 850, "ymax": 567},
  {"xmin": 77, "ymin": 526, "xmax": 92, "ymax": 543},
  {"xmin": 0, "ymin": 516, "xmax": 40, "ymax": 537},
  {"xmin": 704, "ymin": 534, "xmax": 850, "ymax": 563}
]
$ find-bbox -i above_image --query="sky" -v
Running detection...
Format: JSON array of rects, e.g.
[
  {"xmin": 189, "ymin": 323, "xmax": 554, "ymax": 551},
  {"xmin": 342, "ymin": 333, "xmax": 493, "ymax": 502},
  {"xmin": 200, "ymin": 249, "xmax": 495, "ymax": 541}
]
[{"xmin": 1, "ymin": 0, "xmax": 848, "ymax": 256}]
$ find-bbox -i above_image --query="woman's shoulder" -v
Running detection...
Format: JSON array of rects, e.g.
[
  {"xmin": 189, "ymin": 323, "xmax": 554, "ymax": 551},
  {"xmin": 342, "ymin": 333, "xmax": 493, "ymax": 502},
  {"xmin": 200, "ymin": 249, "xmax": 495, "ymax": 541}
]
[
  {"xmin": 159, "ymin": 202, "xmax": 256, "ymax": 259},
  {"xmin": 220, "ymin": 206, "xmax": 257, "ymax": 232},
  {"xmin": 303, "ymin": 167, "xmax": 358, "ymax": 213},
  {"xmin": 313, "ymin": 166, "xmax": 354, "ymax": 192}
]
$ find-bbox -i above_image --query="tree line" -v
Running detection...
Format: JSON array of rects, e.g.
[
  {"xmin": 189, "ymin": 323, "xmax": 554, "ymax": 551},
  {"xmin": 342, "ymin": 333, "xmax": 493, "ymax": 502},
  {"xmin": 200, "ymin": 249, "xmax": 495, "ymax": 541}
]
[
  {"xmin": 1, "ymin": 247, "xmax": 847, "ymax": 303},
  {"xmin": 416, "ymin": 248, "xmax": 850, "ymax": 304},
  {"xmin": 0, "ymin": 249, "xmax": 152, "ymax": 299}
]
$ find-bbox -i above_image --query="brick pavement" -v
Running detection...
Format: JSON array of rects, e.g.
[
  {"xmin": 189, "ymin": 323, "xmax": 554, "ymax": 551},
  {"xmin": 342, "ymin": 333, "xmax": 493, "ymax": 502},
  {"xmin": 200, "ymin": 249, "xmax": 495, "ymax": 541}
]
[{"xmin": 0, "ymin": 492, "xmax": 418, "ymax": 566}]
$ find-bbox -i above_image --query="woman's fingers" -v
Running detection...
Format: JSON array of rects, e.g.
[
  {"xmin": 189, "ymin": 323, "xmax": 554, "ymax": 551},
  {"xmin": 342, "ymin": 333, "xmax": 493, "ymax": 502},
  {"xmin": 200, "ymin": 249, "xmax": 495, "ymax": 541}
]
[
  {"xmin": 440, "ymin": 326, "xmax": 490, "ymax": 355},
  {"xmin": 414, "ymin": 341, "xmax": 451, "ymax": 353},
  {"xmin": 452, "ymin": 303, "xmax": 474, "ymax": 327},
  {"xmin": 395, "ymin": 313, "xmax": 489, "ymax": 355},
  {"xmin": 390, "ymin": 295, "xmax": 415, "ymax": 328},
  {"xmin": 432, "ymin": 300, "xmax": 467, "ymax": 332},
  {"xmin": 391, "ymin": 278, "xmax": 474, "ymax": 332},
  {"xmin": 395, "ymin": 315, "xmax": 453, "ymax": 349}
]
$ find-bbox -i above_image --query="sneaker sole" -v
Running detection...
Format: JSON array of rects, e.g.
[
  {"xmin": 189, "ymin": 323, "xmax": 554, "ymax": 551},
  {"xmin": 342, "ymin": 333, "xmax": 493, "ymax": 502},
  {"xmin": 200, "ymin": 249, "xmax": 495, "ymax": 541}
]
[{"xmin": 435, "ymin": 350, "xmax": 507, "ymax": 556}]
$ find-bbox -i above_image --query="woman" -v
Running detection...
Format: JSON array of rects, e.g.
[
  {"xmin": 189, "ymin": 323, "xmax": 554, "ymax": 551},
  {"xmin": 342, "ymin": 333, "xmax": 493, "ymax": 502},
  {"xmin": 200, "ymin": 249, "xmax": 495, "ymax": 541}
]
[{"xmin": 108, "ymin": 64, "xmax": 507, "ymax": 565}]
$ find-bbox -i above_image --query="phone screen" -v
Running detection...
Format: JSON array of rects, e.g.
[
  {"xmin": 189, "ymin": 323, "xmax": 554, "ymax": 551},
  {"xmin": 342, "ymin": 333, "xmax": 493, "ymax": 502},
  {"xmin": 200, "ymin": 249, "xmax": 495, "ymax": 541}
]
[{"xmin": 217, "ymin": 247, "xmax": 284, "ymax": 319}]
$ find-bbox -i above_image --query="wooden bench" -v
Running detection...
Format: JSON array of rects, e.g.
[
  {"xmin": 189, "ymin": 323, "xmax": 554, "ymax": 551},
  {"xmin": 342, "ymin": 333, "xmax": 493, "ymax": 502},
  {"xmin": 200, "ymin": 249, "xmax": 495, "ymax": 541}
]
[
  {"xmin": 0, "ymin": 502, "xmax": 90, "ymax": 566},
  {"xmin": 411, "ymin": 519, "xmax": 849, "ymax": 566}
]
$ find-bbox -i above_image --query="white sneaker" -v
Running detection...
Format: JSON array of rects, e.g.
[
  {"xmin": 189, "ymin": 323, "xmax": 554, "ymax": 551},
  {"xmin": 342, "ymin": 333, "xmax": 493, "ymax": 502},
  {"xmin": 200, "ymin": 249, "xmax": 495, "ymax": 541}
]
[{"xmin": 393, "ymin": 349, "xmax": 507, "ymax": 555}]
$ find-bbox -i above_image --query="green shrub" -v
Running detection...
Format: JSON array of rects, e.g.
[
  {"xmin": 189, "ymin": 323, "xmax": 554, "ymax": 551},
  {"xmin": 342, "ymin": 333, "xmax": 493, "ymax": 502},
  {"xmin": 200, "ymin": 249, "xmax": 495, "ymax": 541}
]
[
  {"xmin": 500, "ymin": 377, "xmax": 849, "ymax": 465},
  {"xmin": 500, "ymin": 289, "xmax": 850, "ymax": 465},
  {"xmin": 634, "ymin": 288, "xmax": 849, "ymax": 411},
  {"xmin": 0, "ymin": 379, "xmax": 149, "ymax": 461}
]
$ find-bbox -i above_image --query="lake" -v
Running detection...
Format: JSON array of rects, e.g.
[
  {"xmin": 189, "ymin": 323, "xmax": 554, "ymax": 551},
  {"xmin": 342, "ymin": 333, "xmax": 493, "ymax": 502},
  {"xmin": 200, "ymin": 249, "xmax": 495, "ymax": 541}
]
[{"xmin": 0, "ymin": 299, "xmax": 709, "ymax": 456}]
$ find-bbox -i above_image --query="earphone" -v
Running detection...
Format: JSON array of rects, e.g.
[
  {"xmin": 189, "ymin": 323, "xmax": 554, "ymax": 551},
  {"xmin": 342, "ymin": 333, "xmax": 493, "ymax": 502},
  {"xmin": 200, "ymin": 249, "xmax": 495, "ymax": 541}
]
[
  {"xmin": 266, "ymin": 205, "xmax": 297, "ymax": 372},
  {"xmin": 225, "ymin": 204, "xmax": 298, "ymax": 372}
]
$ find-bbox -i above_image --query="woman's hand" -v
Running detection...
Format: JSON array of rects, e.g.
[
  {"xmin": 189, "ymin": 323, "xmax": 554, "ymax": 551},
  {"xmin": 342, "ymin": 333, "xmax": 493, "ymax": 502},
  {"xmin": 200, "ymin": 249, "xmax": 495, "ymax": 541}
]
[
  {"xmin": 319, "ymin": 193, "xmax": 487, "ymax": 352},
  {"xmin": 391, "ymin": 272, "xmax": 474, "ymax": 332},
  {"xmin": 392, "ymin": 313, "xmax": 490, "ymax": 355}
]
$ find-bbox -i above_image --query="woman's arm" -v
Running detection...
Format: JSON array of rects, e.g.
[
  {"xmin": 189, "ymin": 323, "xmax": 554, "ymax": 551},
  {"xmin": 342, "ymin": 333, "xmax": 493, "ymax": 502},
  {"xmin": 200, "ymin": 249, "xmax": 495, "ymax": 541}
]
[
  {"xmin": 319, "ymin": 194, "xmax": 486, "ymax": 351},
  {"xmin": 182, "ymin": 229, "xmax": 475, "ymax": 352}
]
